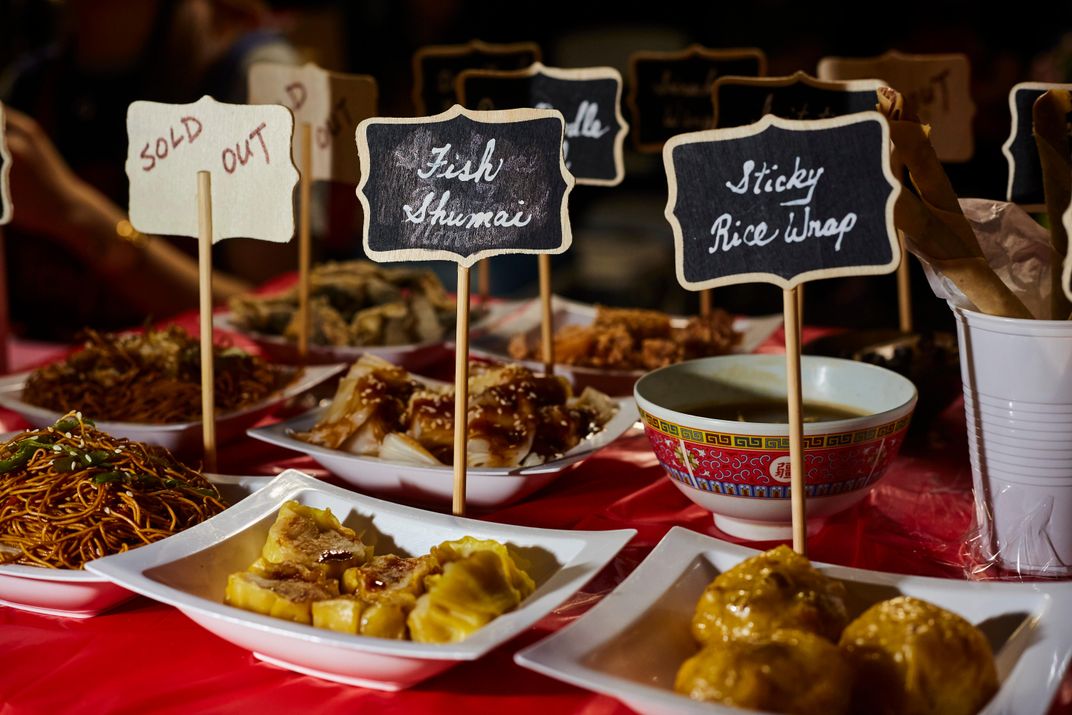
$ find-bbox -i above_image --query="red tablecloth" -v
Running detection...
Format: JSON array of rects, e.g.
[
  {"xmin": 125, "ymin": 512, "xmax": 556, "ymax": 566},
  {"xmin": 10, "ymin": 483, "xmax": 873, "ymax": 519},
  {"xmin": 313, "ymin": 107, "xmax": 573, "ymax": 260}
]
[{"xmin": 1, "ymin": 323, "xmax": 1069, "ymax": 715}]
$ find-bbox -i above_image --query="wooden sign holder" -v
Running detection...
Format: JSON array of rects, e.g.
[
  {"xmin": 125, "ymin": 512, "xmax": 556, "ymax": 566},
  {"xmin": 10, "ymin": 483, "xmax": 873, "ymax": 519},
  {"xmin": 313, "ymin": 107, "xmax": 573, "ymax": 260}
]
[
  {"xmin": 126, "ymin": 96, "xmax": 298, "ymax": 469},
  {"xmin": 412, "ymin": 40, "xmax": 542, "ymax": 116},
  {"xmin": 456, "ymin": 61, "xmax": 630, "ymax": 373},
  {"xmin": 627, "ymin": 45, "xmax": 767, "ymax": 154},
  {"xmin": 356, "ymin": 105, "xmax": 574, "ymax": 515},
  {"xmin": 248, "ymin": 63, "xmax": 378, "ymax": 359},
  {"xmin": 817, "ymin": 49, "xmax": 975, "ymax": 163},
  {"xmin": 664, "ymin": 114, "xmax": 901, "ymax": 553}
]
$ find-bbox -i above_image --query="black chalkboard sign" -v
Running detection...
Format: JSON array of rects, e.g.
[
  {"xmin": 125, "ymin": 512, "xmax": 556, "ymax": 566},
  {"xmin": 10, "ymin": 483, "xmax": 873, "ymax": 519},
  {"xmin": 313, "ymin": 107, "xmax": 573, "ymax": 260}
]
[
  {"xmin": 1003, "ymin": 82, "xmax": 1072, "ymax": 208},
  {"xmin": 664, "ymin": 113, "xmax": 900, "ymax": 289},
  {"xmin": 0, "ymin": 102, "xmax": 10, "ymax": 225},
  {"xmin": 713, "ymin": 72, "xmax": 882, "ymax": 128},
  {"xmin": 628, "ymin": 45, "xmax": 766, "ymax": 153},
  {"xmin": 356, "ymin": 106, "xmax": 573, "ymax": 267},
  {"xmin": 457, "ymin": 63, "xmax": 627, "ymax": 186},
  {"xmin": 412, "ymin": 41, "xmax": 541, "ymax": 116}
]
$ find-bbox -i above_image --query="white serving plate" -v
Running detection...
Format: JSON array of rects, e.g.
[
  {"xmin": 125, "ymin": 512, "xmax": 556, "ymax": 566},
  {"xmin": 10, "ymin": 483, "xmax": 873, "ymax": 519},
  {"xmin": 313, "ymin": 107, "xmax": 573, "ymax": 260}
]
[
  {"xmin": 215, "ymin": 302, "xmax": 508, "ymax": 369},
  {"xmin": 469, "ymin": 296, "xmax": 783, "ymax": 396},
  {"xmin": 246, "ymin": 396, "xmax": 639, "ymax": 508},
  {"xmin": 0, "ymin": 363, "xmax": 345, "ymax": 453},
  {"xmin": 0, "ymin": 473, "xmax": 270, "ymax": 618},
  {"xmin": 87, "ymin": 469, "xmax": 635, "ymax": 690},
  {"xmin": 516, "ymin": 526, "xmax": 1072, "ymax": 715}
]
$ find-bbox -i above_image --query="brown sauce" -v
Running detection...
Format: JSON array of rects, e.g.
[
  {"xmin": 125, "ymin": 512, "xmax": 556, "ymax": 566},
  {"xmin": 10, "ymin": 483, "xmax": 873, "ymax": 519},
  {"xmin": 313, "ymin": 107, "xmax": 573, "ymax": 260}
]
[{"xmin": 681, "ymin": 399, "xmax": 869, "ymax": 423}]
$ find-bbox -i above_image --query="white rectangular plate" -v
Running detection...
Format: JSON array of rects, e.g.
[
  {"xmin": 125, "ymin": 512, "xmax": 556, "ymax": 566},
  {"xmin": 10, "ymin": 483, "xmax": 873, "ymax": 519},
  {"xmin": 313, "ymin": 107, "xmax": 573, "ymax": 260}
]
[
  {"xmin": 0, "ymin": 363, "xmax": 345, "ymax": 453},
  {"xmin": 87, "ymin": 469, "xmax": 635, "ymax": 690},
  {"xmin": 516, "ymin": 526, "xmax": 1072, "ymax": 715},
  {"xmin": 0, "ymin": 473, "xmax": 270, "ymax": 618},
  {"xmin": 247, "ymin": 397, "xmax": 639, "ymax": 508},
  {"xmin": 469, "ymin": 296, "xmax": 783, "ymax": 396}
]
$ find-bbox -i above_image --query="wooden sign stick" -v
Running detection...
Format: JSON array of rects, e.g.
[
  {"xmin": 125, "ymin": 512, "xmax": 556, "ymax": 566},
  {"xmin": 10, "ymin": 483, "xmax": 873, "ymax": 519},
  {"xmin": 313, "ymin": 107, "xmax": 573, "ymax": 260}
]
[
  {"xmin": 453, "ymin": 265, "xmax": 472, "ymax": 516},
  {"xmin": 896, "ymin": 233, "xmax": 912, "ymax": 332},
  {"xmin": 196, "ymin": 170, "xmax": 218, "ymax": 473},
  {"xmin": 783, "ymin": 287, "xmax": 806, "ymax": 554},
  {"xmin": 478, "ymin": 260, "xmax": 491, "ymax": 305},
  {"xmin": 538, "ymin": 253, "xmax": 554, "ymax": 374},
  {"xmin": 699, "ymin": 289, "xmax": 712, "ymax": 317},
  {"xmin": 297, "ymin": 122, "xmax": 313, "ymax": 360}
]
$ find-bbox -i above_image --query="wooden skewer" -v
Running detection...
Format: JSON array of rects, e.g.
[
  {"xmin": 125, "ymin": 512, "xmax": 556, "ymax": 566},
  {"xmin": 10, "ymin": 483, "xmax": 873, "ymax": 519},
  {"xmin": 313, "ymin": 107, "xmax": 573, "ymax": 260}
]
[
  {"xmin": 196, "ymin": 171, "xmax": 217, "ymax": 473},
  {"xmin": 478, "ymin": 260, "xmax": 491, "ymax": 305},
  {"xmin": 538, "ymin": 254, "xmax": 554, "ymax": 375},
  {"xmin": 297, "ymin": 122, "xmax": 313, "ymax": 361},
  {"xmin": 896, "ymin": 231, "xmax": 913, "ymax": 333},
  {"xmin": 700, "ymin": 289, "xmax": 712, "ymax": 317},
  {"xmin": 452, "ymin": 264, "xmax": 471, "ymax": 517},
  {"xmin": 795, "ymin": 283, "xmax": 803, "ymax": 346},
  {"xmin": 783, "ymin": 286, "xmax": 806, "ymax": 555}
]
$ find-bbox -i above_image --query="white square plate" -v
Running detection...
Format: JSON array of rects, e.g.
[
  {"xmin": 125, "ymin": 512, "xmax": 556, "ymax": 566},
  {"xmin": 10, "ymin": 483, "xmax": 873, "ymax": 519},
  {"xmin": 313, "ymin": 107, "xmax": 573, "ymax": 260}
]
[
  {"xmin": 87, "ymin": 469, "xmax": 635, "ymax": 690},
  {"xmin": 469, "ymin": 296, "xmax": 783, "ymax": 396},
  {"xmin": 0, "ymin": 363, "xmax": 345, "ymax": 453},
  {"xmin": 0, "ymin": 473, "xmax": 270, "ymax": 618},
  {"xmin": 516, "ymin": 526, "xmax": 1072, "ymax": 715},
  {"xmin": 246, "ymin": 397, "xmax": 639, "ymax": 509}
]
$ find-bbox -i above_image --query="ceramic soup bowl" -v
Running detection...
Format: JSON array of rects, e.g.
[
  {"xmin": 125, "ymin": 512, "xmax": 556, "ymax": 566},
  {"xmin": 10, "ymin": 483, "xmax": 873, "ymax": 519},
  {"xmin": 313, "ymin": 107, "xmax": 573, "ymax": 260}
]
[{"xmin": 634, "ymin": 355, "xmax": 916, "ymax": 540}]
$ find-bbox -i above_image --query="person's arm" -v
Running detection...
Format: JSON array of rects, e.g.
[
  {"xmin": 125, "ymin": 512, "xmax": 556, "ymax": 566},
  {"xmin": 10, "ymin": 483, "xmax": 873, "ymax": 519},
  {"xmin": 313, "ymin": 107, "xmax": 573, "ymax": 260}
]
[{"xmin": 4, "ymin": 107, "xmax": 251, "ymax": 315}]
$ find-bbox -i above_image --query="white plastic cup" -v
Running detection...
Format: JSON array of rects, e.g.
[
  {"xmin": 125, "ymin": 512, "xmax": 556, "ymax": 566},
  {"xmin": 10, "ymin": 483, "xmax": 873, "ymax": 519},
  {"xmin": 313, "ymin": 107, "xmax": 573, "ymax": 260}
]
[{"xmin": 953, "ymin": 305, "xmax": 1072, "ymax": 575}]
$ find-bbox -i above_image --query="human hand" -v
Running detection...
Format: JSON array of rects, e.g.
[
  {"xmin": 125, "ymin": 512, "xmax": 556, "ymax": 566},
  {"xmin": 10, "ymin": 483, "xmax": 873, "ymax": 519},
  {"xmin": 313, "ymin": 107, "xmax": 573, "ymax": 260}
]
[{"xmin": 3, "ymin": 107, "xmax": 113, "ymax": 239}]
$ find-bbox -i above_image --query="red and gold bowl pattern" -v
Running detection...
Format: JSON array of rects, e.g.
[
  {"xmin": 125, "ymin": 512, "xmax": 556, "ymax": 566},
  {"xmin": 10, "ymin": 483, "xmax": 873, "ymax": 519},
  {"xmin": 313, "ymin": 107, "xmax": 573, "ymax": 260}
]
[{"xmin": 640, "ymin": 409, "xmax": 911, "ymax": 500}]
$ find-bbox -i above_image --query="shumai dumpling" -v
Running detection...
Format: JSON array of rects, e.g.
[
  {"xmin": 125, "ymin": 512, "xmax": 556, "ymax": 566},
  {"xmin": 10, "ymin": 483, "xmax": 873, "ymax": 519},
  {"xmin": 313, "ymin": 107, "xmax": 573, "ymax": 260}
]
[
  {"xmin": 675, "ymin": 629, "xmax": 852, "ymax": 715},
  {"xmin": 692, "ymin": 545, "xmax": 849, "ymax": 644},
  {"xmin": 260, "ymin": 501, "xmax": 369, "ymax": 579},
  {"xmin": 839, "ymin": 596, "xmax": 998, "ymax": 715},
  {"xmin": 407, "ymin": 537, "xmax": 535, "ymax": 643}
]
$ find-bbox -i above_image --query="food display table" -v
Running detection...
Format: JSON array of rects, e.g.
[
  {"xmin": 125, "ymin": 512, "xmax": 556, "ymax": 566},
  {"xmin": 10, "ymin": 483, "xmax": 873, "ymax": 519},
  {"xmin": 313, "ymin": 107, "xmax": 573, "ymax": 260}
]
[{"xmin": 2, "ymin": 326, "xmax": 1069, "ymax": 715}]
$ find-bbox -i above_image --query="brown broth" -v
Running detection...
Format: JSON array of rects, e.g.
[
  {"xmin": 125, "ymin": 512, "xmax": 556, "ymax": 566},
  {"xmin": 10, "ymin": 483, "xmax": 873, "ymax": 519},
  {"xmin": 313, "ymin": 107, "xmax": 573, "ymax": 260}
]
[{"xmin": 681, "ymin": 399, "xmax": 869, "ymax": 423}]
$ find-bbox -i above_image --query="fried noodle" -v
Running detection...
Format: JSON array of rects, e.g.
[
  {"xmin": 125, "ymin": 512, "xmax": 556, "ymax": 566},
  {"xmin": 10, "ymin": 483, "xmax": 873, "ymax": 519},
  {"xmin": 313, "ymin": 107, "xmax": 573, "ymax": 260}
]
[
  {"xmin": 22, "ymin": 326, "xmax": 289, "ymax": 423},
  {"xmin": 0, "ymin": 413, "xmax": 226, "ymax": 569}
]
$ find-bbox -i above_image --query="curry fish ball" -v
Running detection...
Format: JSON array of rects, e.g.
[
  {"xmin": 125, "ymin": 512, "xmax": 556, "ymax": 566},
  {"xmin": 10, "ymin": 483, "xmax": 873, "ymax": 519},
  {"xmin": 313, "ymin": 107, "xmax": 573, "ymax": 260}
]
[
  {"xmin": 675, "ymin": 629, "xmax": 852, "ymax": 715},
  {"xmin": 839, "ymin": 596, "xmax": 998, "ymax": 715},
  {"xmin": 691, "ymin": 544, "xmax": 849, "ymax": 643}
]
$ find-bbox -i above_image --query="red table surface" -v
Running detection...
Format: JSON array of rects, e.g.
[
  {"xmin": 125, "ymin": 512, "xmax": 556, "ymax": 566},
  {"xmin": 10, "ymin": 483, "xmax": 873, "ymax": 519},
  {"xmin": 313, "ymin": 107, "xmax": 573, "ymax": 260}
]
[{"xmin": 1, "ymin": 320, "xmax": 1070, "ymax": 715}]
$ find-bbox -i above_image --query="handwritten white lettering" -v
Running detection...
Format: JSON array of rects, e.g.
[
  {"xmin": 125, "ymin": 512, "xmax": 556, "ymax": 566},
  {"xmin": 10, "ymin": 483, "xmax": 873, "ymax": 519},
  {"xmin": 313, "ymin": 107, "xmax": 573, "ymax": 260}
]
[
  {"xmin": 403, "ymin": 191, "xmax": 532, "ymax": 228},
  {"xmin": 724, "ymin": 157, "xmax": 823, "ymax": 207},
  {"xmin": 417, "ymin": 139, "xmax": 503, "ymax": 183}
]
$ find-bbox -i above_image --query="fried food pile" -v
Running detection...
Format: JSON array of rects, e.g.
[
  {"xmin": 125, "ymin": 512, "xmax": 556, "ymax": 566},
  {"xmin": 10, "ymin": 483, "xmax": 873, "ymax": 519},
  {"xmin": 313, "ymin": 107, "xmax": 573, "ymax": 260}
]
[
  {"xmin": 225, "ymin": 501, "xmax": 535, "ymax": 643},
  {"xmin": 508, "ymin": 306, "xmax": 741, "ymax": 371},
  {"xmin": 229, "ymin": 261, "xmax": 456, "ymax": 347},
  {"xmin": 298, "ymin": 355, "xmax": 617, "ymax": 467},
  {"xmin": 676, "ymin": 545, "xmax": 998, "ymax": 715}
]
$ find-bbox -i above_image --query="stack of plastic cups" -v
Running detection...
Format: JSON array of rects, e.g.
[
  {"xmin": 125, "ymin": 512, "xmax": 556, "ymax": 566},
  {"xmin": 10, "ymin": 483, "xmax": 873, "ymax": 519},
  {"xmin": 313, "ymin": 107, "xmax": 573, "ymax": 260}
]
[{"xmin": 953, "ymin": 305, "xmax": 1072, "ymax": 576}]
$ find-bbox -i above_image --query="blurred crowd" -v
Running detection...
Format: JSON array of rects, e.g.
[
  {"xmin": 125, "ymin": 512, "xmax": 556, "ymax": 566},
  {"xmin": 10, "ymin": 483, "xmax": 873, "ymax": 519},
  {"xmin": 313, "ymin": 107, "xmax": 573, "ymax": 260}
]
[{"xmin": 1, "ymin": 0, "xmax": 1070, "ymax": 340}]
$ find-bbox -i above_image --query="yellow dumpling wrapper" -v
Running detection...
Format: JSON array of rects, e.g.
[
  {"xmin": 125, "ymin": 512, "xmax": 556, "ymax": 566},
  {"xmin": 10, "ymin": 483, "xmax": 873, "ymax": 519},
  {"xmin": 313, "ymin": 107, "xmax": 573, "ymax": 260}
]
[
  {"xmin": 408, "ymin": 545, "xmax": 535, "ymax": 643},
  {"xmin": 430, "ymin": 536, "xmax": 535, "ymax": 598},
  {"xmin": 260, "ymin": 500, "xmax": 369, "ymax": 578}
]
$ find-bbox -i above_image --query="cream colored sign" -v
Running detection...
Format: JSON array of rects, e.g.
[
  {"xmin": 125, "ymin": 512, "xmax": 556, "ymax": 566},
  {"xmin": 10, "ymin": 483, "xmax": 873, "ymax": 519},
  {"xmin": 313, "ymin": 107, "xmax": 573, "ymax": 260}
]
[
  {"xmin": 0, "ymin": 102, "xmax": 11, "ymax": 225},
  {"xmin": 249, "ymin": 62, "xmax": 377, "ymax": 186},
  {"xmin": 126, "ymin": 95, "xmax": 297, "ymax": 243},
  {"xmin": 818, "ymin": 50, "xmax": 974, "ymax": 162}
]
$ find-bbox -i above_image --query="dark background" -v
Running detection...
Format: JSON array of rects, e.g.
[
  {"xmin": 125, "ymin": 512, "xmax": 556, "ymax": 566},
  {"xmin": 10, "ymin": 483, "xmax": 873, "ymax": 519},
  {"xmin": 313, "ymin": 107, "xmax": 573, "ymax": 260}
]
[{"xmin": 2, "ymin": 0, "xmax": 1070, "ymax": 331}]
